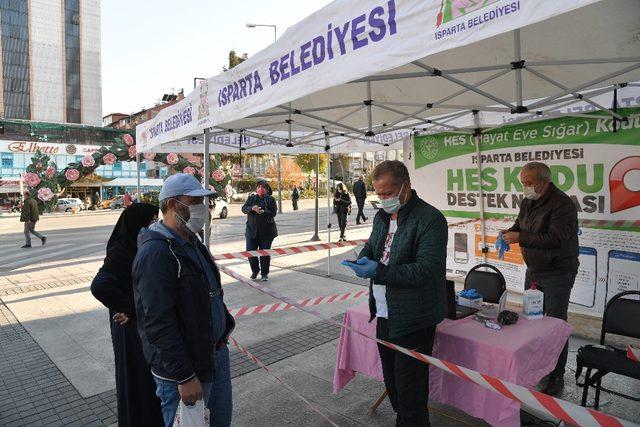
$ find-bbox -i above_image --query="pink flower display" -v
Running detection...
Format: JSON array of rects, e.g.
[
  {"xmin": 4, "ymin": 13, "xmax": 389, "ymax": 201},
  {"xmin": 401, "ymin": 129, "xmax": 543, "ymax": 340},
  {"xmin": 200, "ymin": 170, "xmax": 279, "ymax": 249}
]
[
  {"xmin": 37, "ymin": 187, "xmax": 54, "ymax": 202},
  {"xmin": 36, "ymin": 162, "xmax": 43, "ymax": 170},
  {"xmin": 65, "ymin": 168, "xmax": 80, "ymax": 182},
  {"xmin": 128, "ymin": 145, "xmax": 137, "ymax": 157},
  {"xmin": 143, "ymin": 152, "xmax": 156, "ymax": 161},
  {"xmin": 45, "ymin": 167, "xmax": 56, "ymax": 179},
  {"xmin": 166, "ymin": 152, "xmax": 179, "ymax": 165},
  {"xmin": 123, "ymin": 134, "xmax": 134, "ymax": 146},
  {"xmin": 23, "ymin": 172, "xmax": 41, "ymax": 188},
  {"xmin": 183, "ymin": 166, "xmax": 196, "ymax": 175},
  {"xmin": 81, "ymin": 155, "xmax": 95, "ymax": 167},
  {"xmin": 103, "ymin": 153, "xmax": 117, "ymax": 165},
  {"xmin": 211, "ymin": 169, "xmax": 225, "ymax": 182}
]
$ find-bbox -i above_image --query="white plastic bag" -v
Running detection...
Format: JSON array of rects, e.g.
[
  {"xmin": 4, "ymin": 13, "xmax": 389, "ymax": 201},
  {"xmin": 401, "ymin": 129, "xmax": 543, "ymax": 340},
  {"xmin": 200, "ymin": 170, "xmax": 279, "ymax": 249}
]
[{"xmin": 173, "ymin": 400, "xmax": 210, "ymax": 427}]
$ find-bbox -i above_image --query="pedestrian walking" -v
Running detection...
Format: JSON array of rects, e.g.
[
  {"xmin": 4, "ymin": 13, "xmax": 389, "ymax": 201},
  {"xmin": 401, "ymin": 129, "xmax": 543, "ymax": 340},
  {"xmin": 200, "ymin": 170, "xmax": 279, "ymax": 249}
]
[
  {"xmin": 241, "ymin": 181, "xmax": 278, "ymax": 281},
  {"xmin": 353, "ymin": 174, "xmax": 368, "ymax": 224},
  {"xmin": 225, "ymin": 183, "xmax": 234, "ymax": 204},
  {"xmin": 20, "ymin": 191, "xmax": 46, "ymax": 248},
  {"xmin": 334, "ymin": 183, "xmax": 352, "ymax": 242},
  {"xmin": 132, "ymin": 174, "xmax": 235, "ymax": 427},
  {"xmin": 91, "ymin": 203, "xmax": 163, "ymax": 427},
  {"xmin": 124, "ymin": 192, "xmax": 132, "ymax": 208},
  {"xmin": 291, "ymin": 185, "xmax": 300, "ymax": 211}
]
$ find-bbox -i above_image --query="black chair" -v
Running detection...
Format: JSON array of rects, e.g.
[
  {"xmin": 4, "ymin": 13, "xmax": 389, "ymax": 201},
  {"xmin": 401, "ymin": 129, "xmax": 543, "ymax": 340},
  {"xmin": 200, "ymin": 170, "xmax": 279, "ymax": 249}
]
[
  {"xmin": 463, "ymin": 263, "xmax": 506, "ymax": 304},
  {"xmin": 576, "ymin": 290, "xmax": 640, "ymax": 409}
]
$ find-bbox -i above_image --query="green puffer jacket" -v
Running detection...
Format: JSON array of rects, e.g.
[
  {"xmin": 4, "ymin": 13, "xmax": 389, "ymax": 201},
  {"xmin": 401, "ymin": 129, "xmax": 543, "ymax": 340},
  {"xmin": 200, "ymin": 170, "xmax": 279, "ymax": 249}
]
[{"xmin": 360, "ymin": 190, "xmax": 448, "ymax": 339}]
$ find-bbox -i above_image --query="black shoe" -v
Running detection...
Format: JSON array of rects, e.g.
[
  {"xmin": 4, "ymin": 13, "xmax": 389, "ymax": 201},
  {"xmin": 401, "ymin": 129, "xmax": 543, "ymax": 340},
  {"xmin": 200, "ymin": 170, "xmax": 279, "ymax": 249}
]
[
  {"xmin": 250, "ymin": 273, "xmax": 259, "ymax": 280},
  {"xmin": 541, "ymin": 376, "xmax": 564, "ymax": 396},
  {"xmin": 21, "ymin": 244, "xmax": 31, "ymax": 248},
  {"xmin": 41, "ymin": 237, "xmax": 47, "ymax": 246},
  {"xmin": 356, "ymin": 222, "xmax": 361, "ymax": 225},
  {"xmin": 363, "ymin": 217, "xmax": 368, "ymax": 222},
  {"xmin": 261, "ymin": 276, "xmax": 269, "ymax": 282}
]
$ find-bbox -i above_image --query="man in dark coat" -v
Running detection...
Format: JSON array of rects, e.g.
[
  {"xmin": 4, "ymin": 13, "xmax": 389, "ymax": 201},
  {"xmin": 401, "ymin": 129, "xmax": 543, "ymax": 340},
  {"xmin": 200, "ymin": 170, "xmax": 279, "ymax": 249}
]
[
  {"xmin": 502, "ymin": 161, "xmax": 579, "ymax": 396},
  {"xmin": 291, "ymin": 186, "xmax": 300, "ymax": 211},
  {"xmin": 242, "ymin": 181, "xmax": 278, "ymax": 281},
  {"xmin": 20, "ymin": 191, "xmax": 46, "ymax": 248},
  {"xmin": 352, "ymin": 175, "xmax": 368, "ymax": 224},
  {"xmin": 343, "ymin": 161, "xmax": 448, "ymax": 426}
]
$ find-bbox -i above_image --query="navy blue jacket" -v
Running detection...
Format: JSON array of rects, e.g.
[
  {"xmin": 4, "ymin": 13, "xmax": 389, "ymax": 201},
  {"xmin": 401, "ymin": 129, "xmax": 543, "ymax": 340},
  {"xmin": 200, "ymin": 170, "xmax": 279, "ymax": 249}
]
[
  {"xmin": 132, "ymin": 226, "xmax": 235, "ymax": 384},
  {"xmin": 242, "ymin": 194, "xmax": 278, "ymax": 240}
]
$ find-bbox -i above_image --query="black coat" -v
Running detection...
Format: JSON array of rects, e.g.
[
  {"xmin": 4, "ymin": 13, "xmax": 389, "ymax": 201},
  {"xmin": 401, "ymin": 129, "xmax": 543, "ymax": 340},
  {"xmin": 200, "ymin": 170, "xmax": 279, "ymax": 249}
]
[
  {"xmin": 508, "ymin": 182, "xmax": 579, "ymax": 274},
  {"xmin": 132, "ymin": 228, "xmax": 235, "ymax": 384},
  {"xmin": 353, "ymin": 180, "xmax": 367, "ymax": 200},
  {"xmin": 291, "ymin": 188, "xmax": 300, "ymax": 200},
  {"xmin": 334, "ymin": 191, "xmax": 352, "ymax": 215},
  {"xmin": 242, "ymin": 194, "xmax": 278, "ymax": 240}
]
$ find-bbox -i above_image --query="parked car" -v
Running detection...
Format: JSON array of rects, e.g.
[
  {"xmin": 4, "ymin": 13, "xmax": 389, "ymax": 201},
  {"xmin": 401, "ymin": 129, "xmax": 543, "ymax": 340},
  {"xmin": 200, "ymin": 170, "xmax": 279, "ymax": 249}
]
[
  {"xmin": 109, "ymin": 196, "xmax": 126, "ymax": 209},
  {"xmin": 55, "ymin": 198, "xmax": 83, "ymax": 213},
  {"xmin": 212, "ymin": 197, "xmax": 229, "ymax": 219}
]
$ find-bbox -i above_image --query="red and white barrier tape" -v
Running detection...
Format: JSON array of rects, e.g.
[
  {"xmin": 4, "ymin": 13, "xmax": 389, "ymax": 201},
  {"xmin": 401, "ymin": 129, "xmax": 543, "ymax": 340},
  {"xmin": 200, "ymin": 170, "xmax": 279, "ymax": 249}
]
[
  {"xmin": 628, "ymin": 346, "xmax": 640, "ymax": 363},
  {"xmin": 219, "ymin": 264, "xmax": 635, "ymax": 427},
  {"xmin": 229, "ymin": 337, "xmax": 338, "ymax": 426},
  {"xmin": 213, "ymin": 239, "xmax": 368, "ymax": 261},
  {"xmin": 229, "ymin": 290, "xmax": 368, "ymax": 318}
]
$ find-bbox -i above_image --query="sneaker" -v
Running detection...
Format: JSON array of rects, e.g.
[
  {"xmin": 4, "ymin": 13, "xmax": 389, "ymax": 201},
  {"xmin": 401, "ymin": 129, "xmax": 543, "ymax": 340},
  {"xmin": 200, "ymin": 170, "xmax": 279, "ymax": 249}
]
[
  {"xmin": 261, "ymin": 276, "xmax": 269, "ymax": 282},
  {"xmin": 21, "ymin": 244, "xmax": 31, "ymax": 248},
  {"xmin": 41, "ymin": 237, "xmax": 47, "ymax": 246},
  {"xmin": 541, "ymin": 376, "xmax": 564, "ymax": 396},
  {"xmin": 250, "ymin": 273, "xmax": 259, "ymax": 280}
]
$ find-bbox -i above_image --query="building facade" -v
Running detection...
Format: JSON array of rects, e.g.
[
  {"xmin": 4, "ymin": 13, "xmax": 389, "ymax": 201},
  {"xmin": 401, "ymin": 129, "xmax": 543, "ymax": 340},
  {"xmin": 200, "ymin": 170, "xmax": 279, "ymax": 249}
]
[{"xmin": 0, "ymin": 0, "xmax": 101, "ymax": 125}]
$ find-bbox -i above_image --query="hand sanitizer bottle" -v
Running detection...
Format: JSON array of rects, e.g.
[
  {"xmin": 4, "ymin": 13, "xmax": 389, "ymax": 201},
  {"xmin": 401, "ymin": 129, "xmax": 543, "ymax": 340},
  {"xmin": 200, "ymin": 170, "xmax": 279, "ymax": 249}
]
[{"xmin": 523, "ymin": 282, "xmax": 544, "ymax": 320}]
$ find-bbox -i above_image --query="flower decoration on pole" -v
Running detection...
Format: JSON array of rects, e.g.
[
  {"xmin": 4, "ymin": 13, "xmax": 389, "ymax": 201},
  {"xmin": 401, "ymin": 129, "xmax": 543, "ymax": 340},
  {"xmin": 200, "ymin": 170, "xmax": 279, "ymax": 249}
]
[
  {"xmin": 37, "ymin": 187, "xmax": 54, "ymax": 202},
  {"xmin": 166, "ymin": 152, "xmax": 179, "ymax": 165},
  {"xmin": 23, "ymin": 172, "xmax": 41, "ymax": 188},
  {"xmin": 212, "ymin": 169, "xmax": 225, "ymax": 182},
  {"xmin": 123, "ymin": 134, "xmax": 134, "ymax": 146},
  {"xmin": 45, "ymin": 166, "xmax": 56, "ymax": 179},
  {"xmin": 183, "ymin": 166, "xmax": 196, "ymax": 175},
  {"xmin": 103, "ymin": 153, "xmax": 117, "ymax": 165},
  {"xmin": 81, "ymin": 155, "xmax": 95, "ymax": 167},
  {"xmin": 128, "ymin": 145, "xmax": 137, "ymax": 158},
  {"xmin": 65, "ymin": 168, "xmax": 80, "ymax": 182}
]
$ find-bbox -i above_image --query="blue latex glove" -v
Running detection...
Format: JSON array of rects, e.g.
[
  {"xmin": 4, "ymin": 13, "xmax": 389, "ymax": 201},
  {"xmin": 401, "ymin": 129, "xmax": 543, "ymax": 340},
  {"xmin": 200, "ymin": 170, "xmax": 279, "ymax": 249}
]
[
  {"xmin": 495, "ymin": 233, "xmax": 510, "ymax": 260},
  {"xmin": 342, "ymin": 256, "xmax": 378, "ymax": 279}
]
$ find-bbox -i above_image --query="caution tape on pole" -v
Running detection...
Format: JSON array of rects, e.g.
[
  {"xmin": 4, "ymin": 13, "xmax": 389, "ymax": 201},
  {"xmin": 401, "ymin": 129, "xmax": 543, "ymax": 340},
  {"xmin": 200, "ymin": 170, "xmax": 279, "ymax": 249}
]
[
  {"xmin": 229, "ymin": 290, "xmax": 368, "ymax": 318},
  {"xmin": 218, "ymin": 264, "xmax": 636, "ymax": 427},
  {"xmin": 229, "ymin": 337, "xmax": 339, "ymax": 426},
  {"xmin": 213, "ymin": 239, "xmax": 368, "ymax": 261}
]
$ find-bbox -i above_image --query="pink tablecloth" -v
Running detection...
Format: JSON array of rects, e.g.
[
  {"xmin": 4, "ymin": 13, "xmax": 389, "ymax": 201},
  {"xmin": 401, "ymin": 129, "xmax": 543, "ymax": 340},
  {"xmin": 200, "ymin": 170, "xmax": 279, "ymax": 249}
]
[{"xmin": 333, "ymin": 304, "xmax": 572, "ymax": 426}]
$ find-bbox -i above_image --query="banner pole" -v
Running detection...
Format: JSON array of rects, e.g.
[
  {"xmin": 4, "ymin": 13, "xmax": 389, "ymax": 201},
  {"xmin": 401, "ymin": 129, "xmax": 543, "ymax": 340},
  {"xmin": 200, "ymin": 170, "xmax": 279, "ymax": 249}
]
[
  {"xmin": 310, "ymin": 153, "xmax": 320, "ymax": 241},
  {"xmin": 136, "ymin": 152, "xmax": 141, "ymax": 202},
  {"xmin": 473, "ymin": 111, "xmax": 488, "ymax": 261},
  {"xmin": 325, "ymin": 129, "xmax": 331, "ymax": 277}
]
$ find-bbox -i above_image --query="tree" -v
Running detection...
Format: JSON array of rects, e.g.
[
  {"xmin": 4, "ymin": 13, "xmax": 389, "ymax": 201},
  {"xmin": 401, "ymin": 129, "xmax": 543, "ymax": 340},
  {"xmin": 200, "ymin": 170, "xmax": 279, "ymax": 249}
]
[
  {"xmin": 295, "ymin": 154, "xmax": 328, "ymax": 174},
  {"xmin": 265, "ymin": 157, "xmax": 305, "ymax": 190}
]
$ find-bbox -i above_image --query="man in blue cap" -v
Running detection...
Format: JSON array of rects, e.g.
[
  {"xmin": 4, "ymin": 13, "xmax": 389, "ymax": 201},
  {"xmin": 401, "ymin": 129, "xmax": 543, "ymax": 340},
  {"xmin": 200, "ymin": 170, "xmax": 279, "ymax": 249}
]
[{"xmin": 132, "ymin": 173, "xmax": 235, "ymax": 426}]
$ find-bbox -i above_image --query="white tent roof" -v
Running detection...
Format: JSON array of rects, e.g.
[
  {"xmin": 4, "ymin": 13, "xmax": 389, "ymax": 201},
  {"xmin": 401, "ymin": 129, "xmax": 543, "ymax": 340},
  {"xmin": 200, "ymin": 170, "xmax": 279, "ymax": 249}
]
[{"xmin": 137, "ymin": 0, "xmax": 640, "ymax": 153}]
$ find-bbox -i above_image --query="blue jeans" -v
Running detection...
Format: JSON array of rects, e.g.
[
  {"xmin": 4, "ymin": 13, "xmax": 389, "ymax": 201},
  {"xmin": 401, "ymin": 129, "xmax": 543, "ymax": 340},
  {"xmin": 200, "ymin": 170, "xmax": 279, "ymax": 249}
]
[{"xmin": 154, "ymin": 345, "xmax": 232, "ymax": 427}]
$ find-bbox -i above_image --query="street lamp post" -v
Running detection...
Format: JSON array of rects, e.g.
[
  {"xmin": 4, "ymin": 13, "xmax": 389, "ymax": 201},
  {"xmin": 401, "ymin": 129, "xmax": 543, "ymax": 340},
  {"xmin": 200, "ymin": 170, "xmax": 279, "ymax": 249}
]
[{"xmin": 246, "ymin": 23, "xmax": 283, "ymax": 214}]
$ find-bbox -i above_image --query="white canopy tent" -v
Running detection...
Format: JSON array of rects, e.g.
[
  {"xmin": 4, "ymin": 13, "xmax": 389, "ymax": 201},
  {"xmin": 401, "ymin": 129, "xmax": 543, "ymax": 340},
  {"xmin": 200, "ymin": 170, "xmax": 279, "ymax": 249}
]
[{"xmin": 135, "ymin": 0, "xmax": 640, "ymax": 272}]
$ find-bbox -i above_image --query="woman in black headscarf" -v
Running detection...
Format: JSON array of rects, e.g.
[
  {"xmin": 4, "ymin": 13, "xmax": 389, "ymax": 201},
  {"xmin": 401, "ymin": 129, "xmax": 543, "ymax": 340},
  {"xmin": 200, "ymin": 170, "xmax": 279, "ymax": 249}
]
[{"xmin": 91, "ymin": 203, "xmax": 163, "ymax": 427}]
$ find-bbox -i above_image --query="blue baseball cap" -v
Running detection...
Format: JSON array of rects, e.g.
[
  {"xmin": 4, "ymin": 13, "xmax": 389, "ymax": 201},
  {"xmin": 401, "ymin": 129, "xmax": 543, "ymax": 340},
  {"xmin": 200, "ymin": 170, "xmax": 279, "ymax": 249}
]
[{"xmin": 159, "ymin": 173, "xmax": 214, "ymax": 201}]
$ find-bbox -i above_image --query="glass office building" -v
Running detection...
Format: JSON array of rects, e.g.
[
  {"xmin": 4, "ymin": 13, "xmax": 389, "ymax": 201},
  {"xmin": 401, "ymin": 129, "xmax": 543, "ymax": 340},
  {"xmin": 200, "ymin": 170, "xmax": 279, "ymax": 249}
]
[{"xmin": 0, "ymin": 0, "xmax": 102, "ymax": 125}]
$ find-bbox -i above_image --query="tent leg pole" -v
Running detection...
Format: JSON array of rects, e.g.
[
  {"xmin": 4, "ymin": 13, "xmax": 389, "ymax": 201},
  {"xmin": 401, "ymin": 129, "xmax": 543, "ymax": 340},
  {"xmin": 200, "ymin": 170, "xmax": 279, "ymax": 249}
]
[
  {"xmin": 514, "ymin": 29, "xmax": 523, "ymax": 109},
  {"xmin": 203, "ymin": 128, "xmax": 211, "ymax": 248},
  {"xmin": 325, "ymin": 131, "xmax": 331, "ymax": 277},
  {"xmin": 310, "ymin": 153, "xmax": 320, "ymax": 241},
  {"xmin": 277, "ymin": 154, "xmax": 282, "ymax": 213},
  {"xmin": 473, "ymin": 111, "xmax": 487, "ymax": 262}
]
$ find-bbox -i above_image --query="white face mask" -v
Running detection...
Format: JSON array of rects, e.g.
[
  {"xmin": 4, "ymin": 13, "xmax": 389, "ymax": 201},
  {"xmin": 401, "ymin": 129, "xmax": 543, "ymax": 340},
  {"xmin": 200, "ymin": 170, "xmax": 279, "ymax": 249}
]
[
  {"xmin": 379, "ymin": 182, "xmax": 406, "ymax": 214},
  {"xmin": 175, "ymin": 199, "xmax": 207, "ymax": 234},
  {"xmin": 523, "ymin": 186, "xmax": 541, "ymax": 200}
]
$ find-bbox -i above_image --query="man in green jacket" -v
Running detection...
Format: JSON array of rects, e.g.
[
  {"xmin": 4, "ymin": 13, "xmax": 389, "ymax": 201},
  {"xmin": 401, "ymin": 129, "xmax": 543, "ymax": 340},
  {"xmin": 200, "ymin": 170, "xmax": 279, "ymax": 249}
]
[
  {"xmin": 343, "ymin": 160, "xmax": 448, "ymax": 426},
  {"xmin": 20, "ymin": 191, "xmax": 46, "ymax": 248}
]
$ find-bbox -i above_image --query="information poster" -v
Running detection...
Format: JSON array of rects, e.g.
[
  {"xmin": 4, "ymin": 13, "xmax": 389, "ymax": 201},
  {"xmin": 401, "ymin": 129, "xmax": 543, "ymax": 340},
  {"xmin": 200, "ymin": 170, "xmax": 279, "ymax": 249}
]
[{"xmin": 406, "ymin": 107, "xmax": 640, "ymax": 316}]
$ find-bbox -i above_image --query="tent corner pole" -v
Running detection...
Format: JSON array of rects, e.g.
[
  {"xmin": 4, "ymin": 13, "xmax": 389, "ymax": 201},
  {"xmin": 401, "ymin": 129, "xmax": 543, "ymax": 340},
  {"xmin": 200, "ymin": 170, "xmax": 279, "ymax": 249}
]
[
  {"xmin": 203, "ymin": 128, "xmax": 211, "ymax": 248},
  {"xmin": 136, "ymin": 152, "xmax": 141, "ymax": 201},
  {"xmin": 472, "ymin": 111, "xmax": 487, "ymax": 262},
  {"xmin": 310, "ymin": 152, "xmax": 320, "ymax": 241},
  {"xmin": 325, "ymin": 131, "xmax": 331, "ymax": 277}
]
